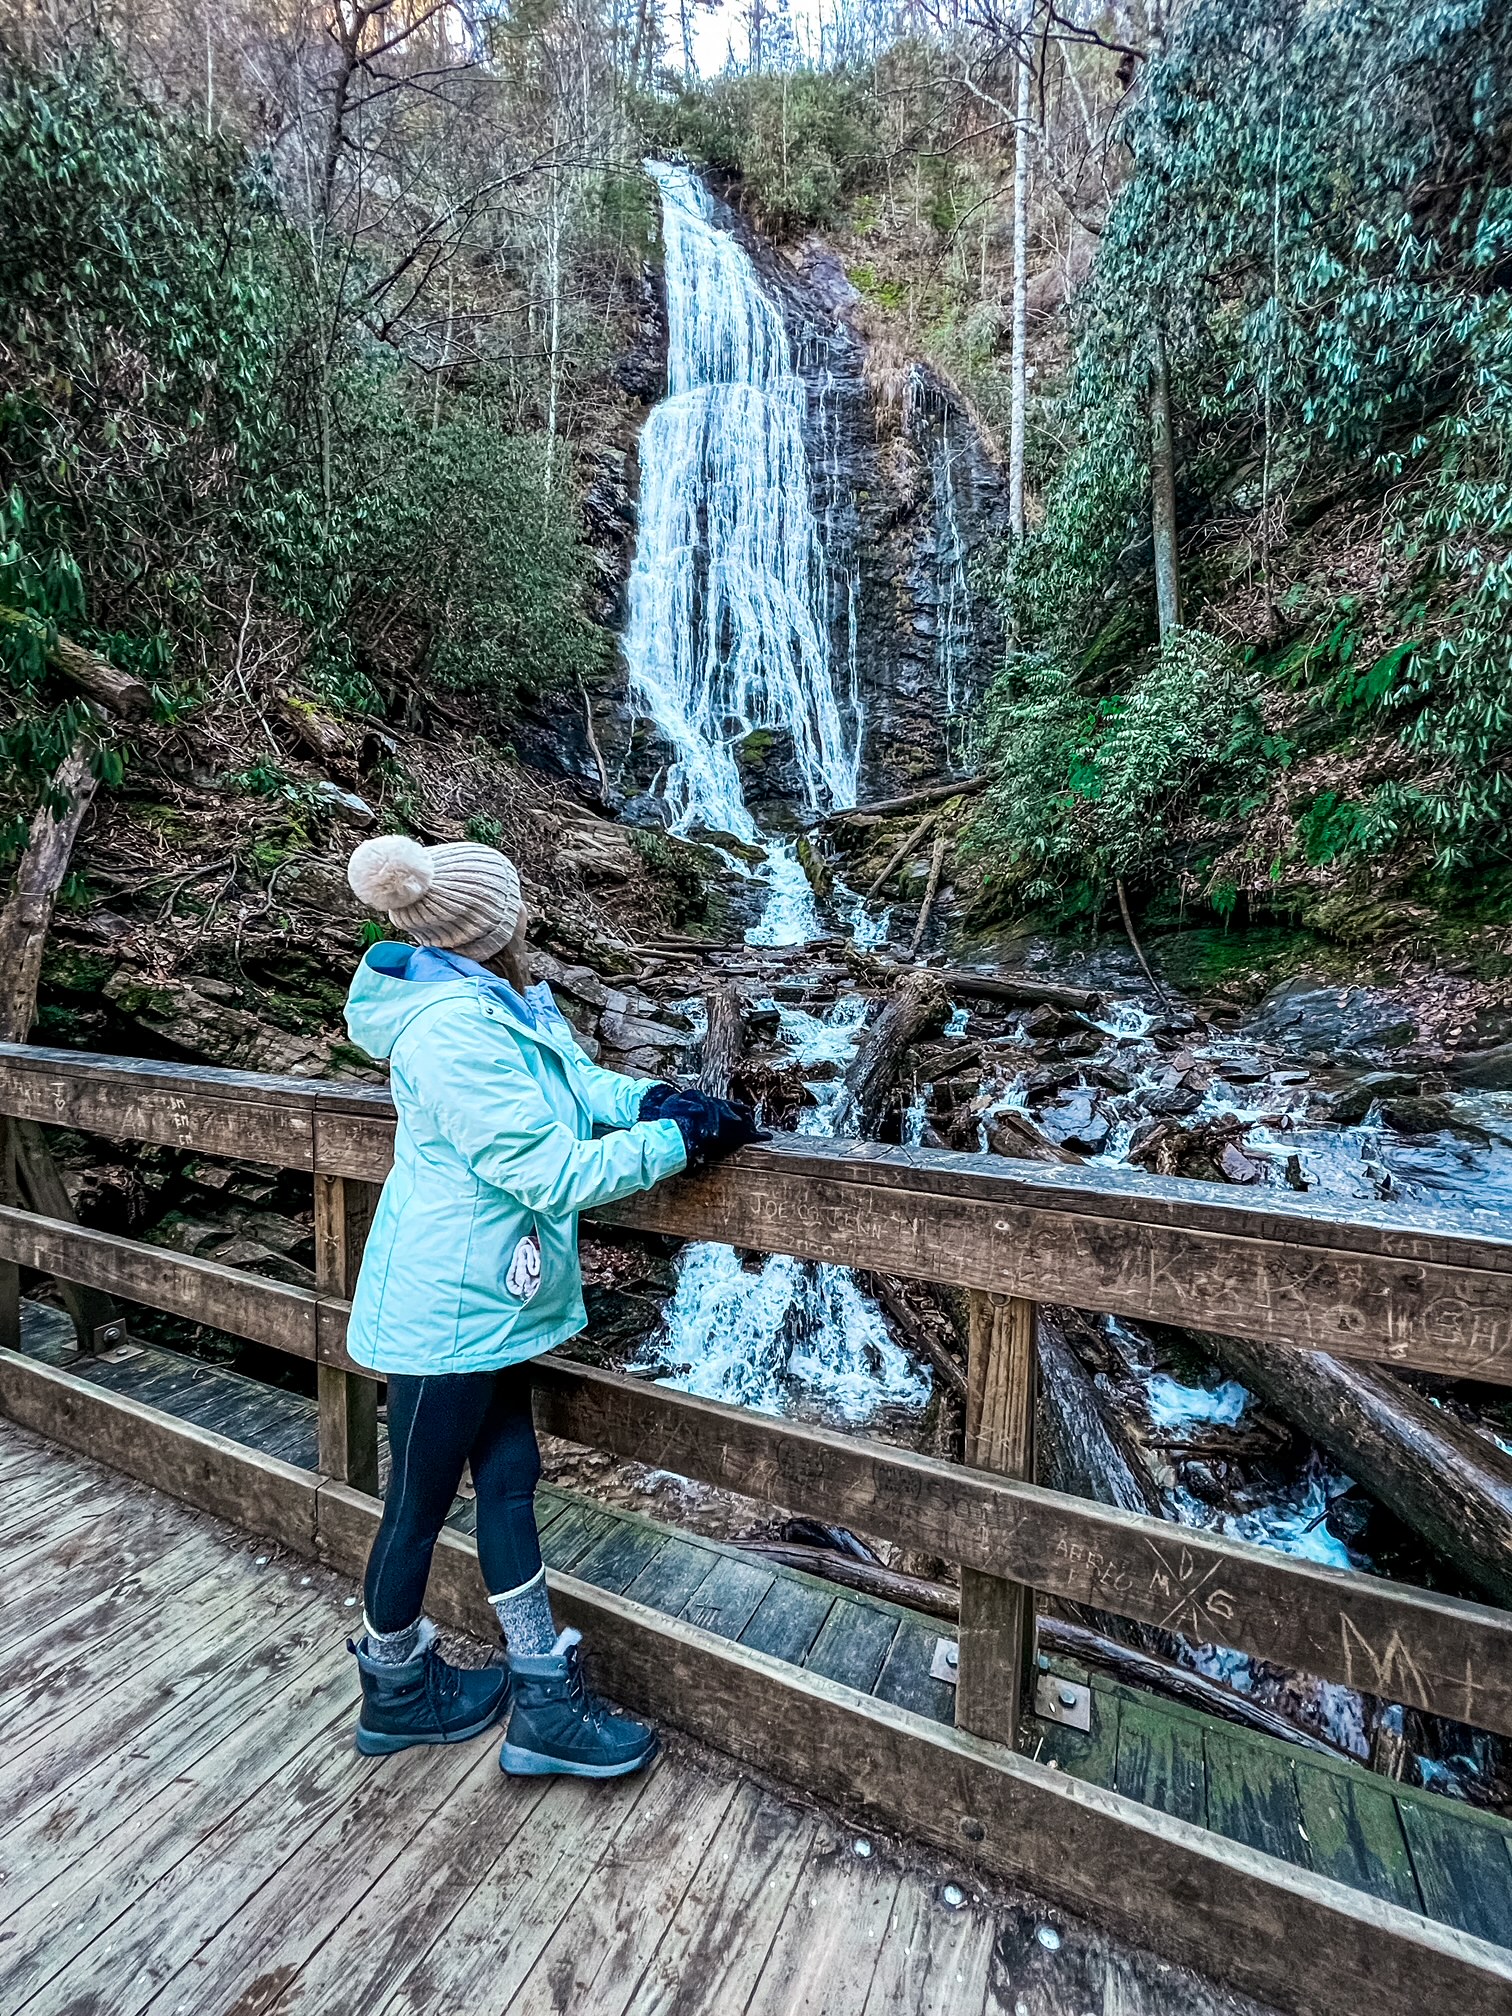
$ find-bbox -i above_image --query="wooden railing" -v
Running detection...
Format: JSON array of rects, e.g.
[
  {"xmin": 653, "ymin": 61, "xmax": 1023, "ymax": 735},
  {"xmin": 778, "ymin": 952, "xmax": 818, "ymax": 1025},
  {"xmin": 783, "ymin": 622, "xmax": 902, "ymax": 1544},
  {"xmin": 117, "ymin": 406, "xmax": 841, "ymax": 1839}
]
[{"xmin": 2, "ymin": 1041, "xmax": 1510, "ymax": 2016}]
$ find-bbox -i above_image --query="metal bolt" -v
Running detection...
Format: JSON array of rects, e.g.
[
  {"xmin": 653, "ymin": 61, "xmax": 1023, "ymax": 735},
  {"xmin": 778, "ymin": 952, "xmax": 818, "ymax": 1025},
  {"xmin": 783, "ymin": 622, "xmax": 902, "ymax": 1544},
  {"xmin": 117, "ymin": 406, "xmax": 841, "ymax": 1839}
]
[
  {"xmin": 1037, "ymin": 1654, "xmax": 1050, "ymax": 1671},
  {"xmin": 942, "ymin": 1884, "xmax": 965, "ymax": 1910},
  {"xmin": 1036, "ymin": 1925, "xmax": 1062, "ymax": 1952},
  {"xmin": 959, "ymin": 1817, "xmax": 985, "ymax": 1842},
  {"xmin": 945, "ymin": 1644, "xmax": 959, "ymax": 1669},
  {"xmin": 853, "ymin": 1838, "xmax": 872, "ymax": 1859},
  {"xmin": 1058, "ymin": 1685, "xmax": 1078, "ymax": 1709}
]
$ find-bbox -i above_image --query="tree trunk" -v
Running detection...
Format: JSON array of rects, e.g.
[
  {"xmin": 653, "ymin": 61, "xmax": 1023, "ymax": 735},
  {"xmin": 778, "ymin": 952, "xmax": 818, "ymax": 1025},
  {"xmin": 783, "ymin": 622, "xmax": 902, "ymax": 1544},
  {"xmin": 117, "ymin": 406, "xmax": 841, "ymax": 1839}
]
[
  {"xmin": 0, "ymin": 607, "xmax": 154, "ymax": 718},
  {"xmin": 843, "ymin": 968, "xmax": 950, "ymax": 1134},
  {"xmin": 1150, "ymin": 320, "xmax": 1182, "ymax": 637},
  {"xmin": 698, "ymin": 986, "xmax": 746, "ymax": 1098},
  {"xmin": 827, "ymin": 776, "xmax": 984, "ymax": 823},
  {"xmin": 864, "ymin": 809, "xmax": 940, "ymax": 901},
  {"xmin": 0, "ymin": 740, "xmax": 100, "ymax": 1046},
  {"xmin": 905, "ymin": 833, "xmax": 949, "ymax": 958},
  {"xmin": 1196, "ymin": 1330, "xmax": 1512, "ymax": 1608},
  {"xmin": 929, "ymin": 968, "xmax": 1103, "ymax": 1015},
  {"xmin": 0, "ymin": 737, "xmax": 119, "ymax": 1348},
  {"xmin": 1008, "ymin": 0, "xmax": 1034, "ymax": 538}
]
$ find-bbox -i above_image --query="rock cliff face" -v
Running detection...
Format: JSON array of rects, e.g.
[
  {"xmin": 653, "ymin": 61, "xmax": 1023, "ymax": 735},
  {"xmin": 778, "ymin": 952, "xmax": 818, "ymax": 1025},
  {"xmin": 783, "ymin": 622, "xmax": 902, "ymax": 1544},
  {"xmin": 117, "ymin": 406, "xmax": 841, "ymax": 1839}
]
[{"xmin": 557, "ymin": 181, "xmax": 1006, "ymax": 818}]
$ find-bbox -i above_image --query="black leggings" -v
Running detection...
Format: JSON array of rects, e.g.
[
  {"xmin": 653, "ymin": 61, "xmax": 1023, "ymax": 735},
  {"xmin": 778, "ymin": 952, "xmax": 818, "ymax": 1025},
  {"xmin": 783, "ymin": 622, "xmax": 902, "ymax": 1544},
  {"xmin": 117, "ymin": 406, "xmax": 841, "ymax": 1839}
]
[{"xmin": 363, "ymin": 1366, "xmax": 543, "ymax": 1633}]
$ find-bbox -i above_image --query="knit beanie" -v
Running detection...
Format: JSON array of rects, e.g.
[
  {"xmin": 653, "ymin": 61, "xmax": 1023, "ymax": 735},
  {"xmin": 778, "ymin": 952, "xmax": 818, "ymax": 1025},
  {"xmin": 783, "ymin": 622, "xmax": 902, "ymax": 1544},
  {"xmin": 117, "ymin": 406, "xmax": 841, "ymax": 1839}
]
[{"xmin": 347, "ymin": 835, "xmax": 523, "ymax": 961}]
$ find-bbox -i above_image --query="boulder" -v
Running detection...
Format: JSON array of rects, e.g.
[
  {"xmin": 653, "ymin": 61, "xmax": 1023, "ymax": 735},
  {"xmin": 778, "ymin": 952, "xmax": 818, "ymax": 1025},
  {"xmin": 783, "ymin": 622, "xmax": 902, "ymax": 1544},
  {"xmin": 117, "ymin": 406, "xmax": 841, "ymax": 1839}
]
[
  {"xmin": 1324, "ymin": 1071, "xmax": 1421, "ymax": 1125},
  {"xmin": 1447, "ymin": 1042, "xmax": 1512, "ymax": 1092}
]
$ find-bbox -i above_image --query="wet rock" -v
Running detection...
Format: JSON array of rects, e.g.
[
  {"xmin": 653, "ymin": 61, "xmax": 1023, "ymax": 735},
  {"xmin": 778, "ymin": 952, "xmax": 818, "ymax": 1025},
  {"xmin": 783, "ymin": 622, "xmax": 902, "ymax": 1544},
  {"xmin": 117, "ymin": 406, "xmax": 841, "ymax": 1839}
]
[
  {"xmin": 1143, "ymin": 1084, "xmax": 1204, "ymax": 1118},
  {"xmin": 1324, "ymin": 1071, "xmax": 1420, "ymax": 1125},
  {"xmin": 1041, "ymin": 1093, "xmax": 1111, "ymax": 1156},
  {"xmin": 1218, "ymin": 1141, "xmax": 1266, "ymax": 1184},
  {"xmin": 1377, "ymin": 1095, "xmax": 1491, "ymax": 1144},
  {"xmin": 1248, "ymin": 978, "xmax": 1416, "ymax": 1056},
  {"xmin": 1130, "ymin": 1114, "xmax": 1258, "ymax": 1183},
  {"xmin": 1088, "ymin": 1062, "xmax": 1134, "ymax": 1093},
  {"xmin": 744, "ymin": 1006, "xmax": 783, "ymax": 1045},
  {"xmin": 1024, "ymin": 1063, "xmax": 1078, "ymax": 1101},
  {"xmin": 102, "ymin": 971, "xmax": 334, "ymax": 1077},
  {"xmin": 986, "ymin": 1109, "xmax": 1083, "ymax": 1165},
  {"xmin": 1050, "ymin": 1029, "xmax": 1103, "ymax": 1060},
  {"xmin": 1447, "ymin": 1042, "xmax": 1512, "ymax": 1092}
]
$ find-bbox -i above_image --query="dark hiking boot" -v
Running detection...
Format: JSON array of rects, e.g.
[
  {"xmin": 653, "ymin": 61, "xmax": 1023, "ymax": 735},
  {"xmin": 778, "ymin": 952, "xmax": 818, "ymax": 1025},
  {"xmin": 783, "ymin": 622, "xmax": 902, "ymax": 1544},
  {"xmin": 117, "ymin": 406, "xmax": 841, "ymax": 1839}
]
[
  {"xmin": 499, "ymin": 1628, "xmax": 658, "ymax": 1779},
  {"xmin": 351, "ymin": 1621, "xmax": 509, "ymax": 1756}
]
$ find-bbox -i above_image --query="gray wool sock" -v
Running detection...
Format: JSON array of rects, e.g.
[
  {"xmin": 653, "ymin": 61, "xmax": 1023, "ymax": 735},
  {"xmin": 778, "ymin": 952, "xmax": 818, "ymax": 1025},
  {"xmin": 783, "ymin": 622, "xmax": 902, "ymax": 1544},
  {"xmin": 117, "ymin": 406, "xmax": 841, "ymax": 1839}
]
[
  {"xmin": 362, "ymin": 1614, "xmax": 430, "ymax": 1666},
  {"xmin": 489, "ymin": 1567, "xmax": 557, "ymax": 1658}
]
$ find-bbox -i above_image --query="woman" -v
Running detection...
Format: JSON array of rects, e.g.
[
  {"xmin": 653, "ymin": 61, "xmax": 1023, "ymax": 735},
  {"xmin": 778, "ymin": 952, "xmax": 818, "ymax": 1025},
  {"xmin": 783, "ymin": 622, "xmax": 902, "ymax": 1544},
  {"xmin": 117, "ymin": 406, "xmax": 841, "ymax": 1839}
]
[{"xmin": 341, "ymin": 832, "xmax": 761, "ymax": 1776}]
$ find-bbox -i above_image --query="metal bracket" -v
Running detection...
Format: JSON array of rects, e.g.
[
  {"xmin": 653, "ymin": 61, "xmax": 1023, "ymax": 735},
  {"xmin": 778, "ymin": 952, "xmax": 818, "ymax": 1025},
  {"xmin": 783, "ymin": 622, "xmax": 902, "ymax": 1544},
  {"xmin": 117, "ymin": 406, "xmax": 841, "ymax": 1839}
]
[
  {"xmin": 929, "ymin": 1637, "xmax": 960, "ymax": 1686},
  {"xmin": 1033, "ymin": 1672, "xmax": 1091, "ymax": 1731}
]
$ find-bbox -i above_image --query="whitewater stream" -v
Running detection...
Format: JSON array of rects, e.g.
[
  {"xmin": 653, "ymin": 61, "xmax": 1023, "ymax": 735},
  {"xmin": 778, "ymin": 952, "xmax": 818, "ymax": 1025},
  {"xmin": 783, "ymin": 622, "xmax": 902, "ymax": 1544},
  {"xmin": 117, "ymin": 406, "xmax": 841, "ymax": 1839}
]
[{"xmin": 623, "ymin": 162, "xmax": 921, "ymax": 1424}]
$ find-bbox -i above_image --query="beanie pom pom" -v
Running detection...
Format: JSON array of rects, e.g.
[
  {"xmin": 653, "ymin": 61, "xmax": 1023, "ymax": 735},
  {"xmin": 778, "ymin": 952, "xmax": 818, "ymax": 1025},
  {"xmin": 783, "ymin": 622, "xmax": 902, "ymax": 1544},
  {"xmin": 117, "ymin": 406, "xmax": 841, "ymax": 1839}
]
[{"xmin": 348, "ymin": 835, "xmax": 434, "ymax": 913}]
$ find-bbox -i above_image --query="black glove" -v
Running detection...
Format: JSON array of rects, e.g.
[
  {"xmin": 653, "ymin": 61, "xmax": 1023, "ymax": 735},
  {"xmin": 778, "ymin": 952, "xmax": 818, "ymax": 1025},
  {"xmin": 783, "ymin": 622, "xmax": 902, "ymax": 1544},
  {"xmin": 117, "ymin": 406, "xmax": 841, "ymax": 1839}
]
[
  {"xmin": 636, "ymin": 1081, "xmax": 683, "ymax": 1123},
  {"xmin": 657, "ymin": 1089, "xmax": 768, "ymax": 1167}
]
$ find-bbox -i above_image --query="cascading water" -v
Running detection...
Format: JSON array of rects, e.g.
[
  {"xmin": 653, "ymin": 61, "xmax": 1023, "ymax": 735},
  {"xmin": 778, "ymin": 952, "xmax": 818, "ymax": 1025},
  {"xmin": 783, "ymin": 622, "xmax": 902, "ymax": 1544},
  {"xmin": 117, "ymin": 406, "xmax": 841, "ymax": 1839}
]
[
  {"xmin": 625, "ymin": 162, "xmax": 924, "ymax": 1423},
  {"xmin": 623, "ymin": 162, "xmax": 861, "ymax": 847}
]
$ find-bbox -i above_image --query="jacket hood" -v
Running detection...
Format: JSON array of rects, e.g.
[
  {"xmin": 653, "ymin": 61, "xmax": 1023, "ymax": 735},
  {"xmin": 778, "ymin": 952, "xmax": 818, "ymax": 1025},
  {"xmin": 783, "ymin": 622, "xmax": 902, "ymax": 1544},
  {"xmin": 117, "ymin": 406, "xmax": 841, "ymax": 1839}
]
[{"xmin": 344, "ymin": 943, "xmax": 482, "ymax": 1062}]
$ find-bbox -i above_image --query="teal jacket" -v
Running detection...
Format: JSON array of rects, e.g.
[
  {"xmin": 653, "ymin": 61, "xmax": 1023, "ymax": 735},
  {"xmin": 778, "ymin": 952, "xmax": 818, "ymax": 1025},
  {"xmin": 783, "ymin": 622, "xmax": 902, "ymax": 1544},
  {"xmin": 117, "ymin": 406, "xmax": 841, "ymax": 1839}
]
[{"xmin": 343, "ymin": 943, "xmax": 687, "ymax": 1376}]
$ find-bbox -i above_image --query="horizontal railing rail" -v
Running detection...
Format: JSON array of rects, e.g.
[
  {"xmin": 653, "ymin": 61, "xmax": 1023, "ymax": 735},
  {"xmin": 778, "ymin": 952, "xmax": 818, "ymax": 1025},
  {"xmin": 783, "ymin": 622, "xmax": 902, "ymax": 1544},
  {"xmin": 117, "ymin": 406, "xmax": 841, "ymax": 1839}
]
[
  {"xmin": 3, "ymin": 1041, "xmax": 1511, "ymax": 2016},
  {"xmin": 4, "ymin": 1042, "xmax": 1510, "ymax": 1377}
]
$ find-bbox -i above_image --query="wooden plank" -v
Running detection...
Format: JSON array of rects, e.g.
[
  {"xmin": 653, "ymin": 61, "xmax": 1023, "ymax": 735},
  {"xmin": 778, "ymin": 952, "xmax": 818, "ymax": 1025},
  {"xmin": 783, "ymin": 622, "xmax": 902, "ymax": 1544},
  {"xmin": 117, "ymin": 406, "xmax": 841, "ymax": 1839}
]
[
  {"xmin": 0, "ymin": 1347, "xmax": 319, "ymax": 1554},
  {"xmin": 0, "ymin": 1117, "xmax": 19, "ymax": 1351},
  {"xmin": 128, "ymin": 1717, "xmax": 487, "ymax": 2016},
  {"xmin": 860, "ymin": 1880, "xmax": 996, "ymax": 2016},
  {"xmin": 1036, "ymin": 1668, "xmax": 1122, "ymax": 1791},
  {"xmin": 0, "ymin": 1206, "xmax": 318, "ymax": 1358},
  {"xmin": 368, "ymin": 1773, "xmax": 661, "ymax": 2015},
  {"xmin": 1399, "ymin": 1798, "xmax": 1512, "ymax": 1947},
  {"xmin": 958, "ymin": 1290, "xmax": 1037, "ymax": 1747},
  {"xmin": 539, "ymin": 1499, "xmax": 620, "ymax": 1574},
  {"xmin": 257, "ymin": 1760, "xmax": 555, "ymax": 2016},
  {"xmin": 739, "ymin": 1576, "xmax": 834, "ymax": 1666},
  {"xmin": 624, "ymin": 1535, "xmax": 723, "ymax": 1616},
  {"xmin": 504, "ymin": 1759, "xmax": 739, "ymax": 2016},
  {"xmin": 872, "ymin": 1615, "xmax": 957, "ymax": 1724},
  {"xmin": 1294, "ymin": 1763, "xmax": 1421, "ymax": 1914},
  {"xmin": 544, "ymin": 1576, "xmax": 1512, "ymax": 2016},
  {"xmin": 0, "ymin": 1636, "xmax": 353, "ymax": 2010},
  {"xmin": 804, "ymin": 1595, "xmax": 899, "ymax": 1693},
  {"xmin": 7, "ymin": 1047, "xmax": 1512, "ymax": 1381},
  {"xmin": 115, "ymin": 1453, "xmax": 1512, "ymax": 2016},
  {"xmin": 616, "ymin": 1781, "xmax": 821, "ymax": 2016},
  {"xmin": 315, "ymin": 1173, "xmax": 379, "ymax": 1490},
  {"xmin": 572, "ymin": 1516, "xmax": 670, "ymax": 1595},
  {"xmin": 0, "ymin": 1041, "xmax": 318, "ymax": 1166},
  {"xmin": 17, "ymin": 1671, "xmax": 373, "ymax": 2016},
  {"xmin": 1204, "ymin": 1728, "xmax": 1312, "ymax": 1871},
  {"xmin": 534, "ymin": 1357, "xmax": 1512, "ymax": 1740},
  {"xmin": 0, "ymin": 1498, "xmax": 207, "ymax": 1669},
  {"xmin": 743, "ymin": 1837, "xmax": 900, "ymax": 2016},
  {"xmin": 1113, "ymin": 1695, "xmax": 1208, "ymax": 1827},
  {"xmin": 679, "ymin": 1554, "xmax": 775, "ymax": 1640}
]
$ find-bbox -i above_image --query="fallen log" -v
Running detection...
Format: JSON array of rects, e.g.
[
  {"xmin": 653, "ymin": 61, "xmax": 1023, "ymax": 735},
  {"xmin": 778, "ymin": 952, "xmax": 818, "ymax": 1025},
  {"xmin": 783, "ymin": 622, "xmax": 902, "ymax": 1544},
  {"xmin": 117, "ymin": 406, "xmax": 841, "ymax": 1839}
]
[
  {"xmin": 733, "ymin": 1540, "xmax": 960, "ymax": 1619},
  {"xmin": 828, "ymin": 776, "xmax": 984, "ymax": 823},
  {"xmin": 905, "ymin": 832, "xmax": 949, "ymax": 958},
  {"xmin": 0, "ymin": 606, "xmax": 154, "ymax": 719},
  {"xmin": 939, "ymin": 969, "xmax": 1105, "ymax": 1015},
  {"xmin": 843, "ymin": 968, "xmax": 950, "ymax": 1133},
  {"xmin": 867, "ymin": 1272, "xmax": 969, "ymax": 1398},
  {"xmin": 731, "ymin": 1540, "xmax": 1351, "ymax": 1759},
  {"xmin": 863, "ymin": 808, "xmax": 940, "ymax": 901},
  {"xmin": 0, "ymin": 737, "xmax": 119, "ymax": 1347},
  {"xmin": 1193, "ymin": 1327, "xmax": 1512, "ymax": 1608},
  {"xmin": 698, "ymin": 986, "xmax": 746, "ymax": 1099},
  {"xmin": 1038, "ymin": 1617, "xmax": 1351, "ymax": 1761}
]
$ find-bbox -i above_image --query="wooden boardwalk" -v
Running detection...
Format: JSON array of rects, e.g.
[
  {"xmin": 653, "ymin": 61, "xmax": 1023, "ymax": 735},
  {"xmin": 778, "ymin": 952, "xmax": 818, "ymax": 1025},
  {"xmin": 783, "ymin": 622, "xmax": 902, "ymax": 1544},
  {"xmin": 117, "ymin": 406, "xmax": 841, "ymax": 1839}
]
[
  {"xmin": 0, "ymin": 1415, "xmax": 1284, "ymax": 2016},
  {"xmin": 14, "ymin": 1309, "xmax": 1512, "ymax": 1958}
]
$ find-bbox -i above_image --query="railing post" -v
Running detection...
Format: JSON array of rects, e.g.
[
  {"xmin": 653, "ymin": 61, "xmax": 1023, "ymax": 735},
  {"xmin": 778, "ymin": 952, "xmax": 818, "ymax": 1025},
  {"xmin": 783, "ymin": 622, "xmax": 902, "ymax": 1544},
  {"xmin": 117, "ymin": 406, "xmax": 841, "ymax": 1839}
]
[
  {"xmin": 315, "ymin": 1172, "xmax": 380, "ymax": 1494},
  {"xmin": 0, "ymin": 1118, "xmax": 19, "ymax": 1353},
  {"xmin": 956, "ymin": 1290, "xmax": 1038, "ymax": 1747}
]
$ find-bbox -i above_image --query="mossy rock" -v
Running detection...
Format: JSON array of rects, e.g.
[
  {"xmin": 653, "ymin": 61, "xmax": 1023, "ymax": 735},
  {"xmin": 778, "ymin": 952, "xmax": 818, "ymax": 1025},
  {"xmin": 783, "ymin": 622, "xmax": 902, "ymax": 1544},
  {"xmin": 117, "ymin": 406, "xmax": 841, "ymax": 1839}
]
[
  {"xmin": 1150, "ymin": 925, "xmax": 1327, "ymax": 999},
  {"xmin": 1299, "ymin": 893, "xmax": 1428, "ymax": 946}
]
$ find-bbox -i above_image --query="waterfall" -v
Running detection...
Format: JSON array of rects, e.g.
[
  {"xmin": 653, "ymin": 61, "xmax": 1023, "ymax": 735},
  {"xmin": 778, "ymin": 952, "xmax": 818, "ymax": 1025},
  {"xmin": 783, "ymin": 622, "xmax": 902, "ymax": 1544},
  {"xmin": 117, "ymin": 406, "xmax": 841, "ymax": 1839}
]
[
  {"xmin": 624, "ymin": 163, "xmax": 925, "ymax": 1423},
  {"xmin": 622, "ymin": 163, "xmax": 862, "ymax": 845}
]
